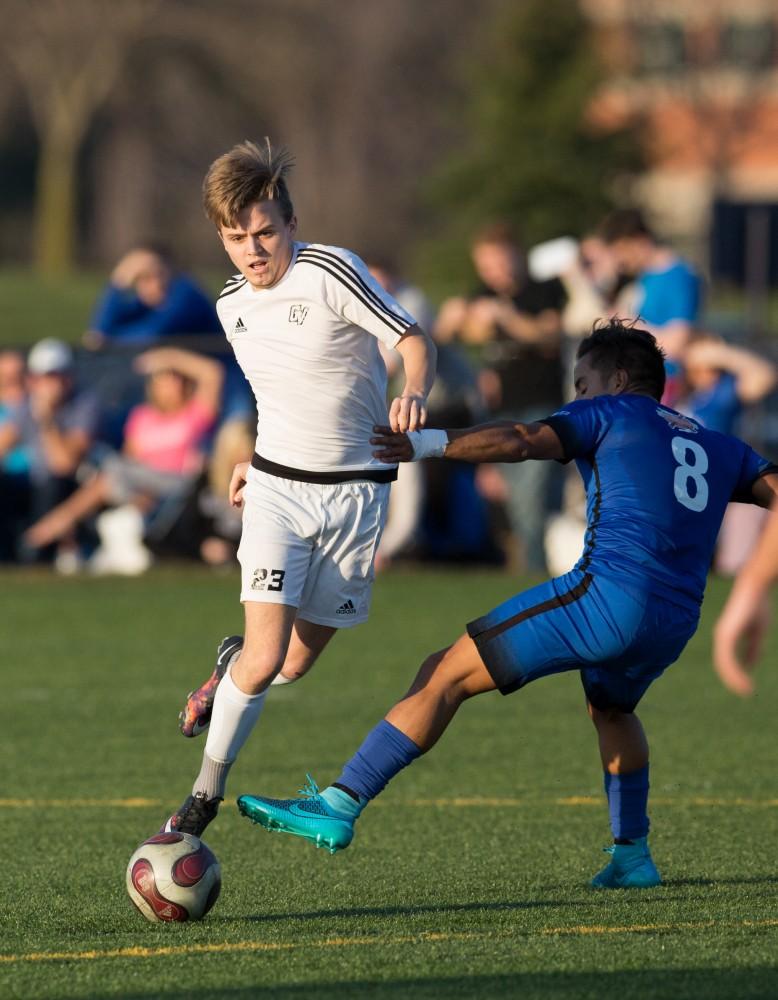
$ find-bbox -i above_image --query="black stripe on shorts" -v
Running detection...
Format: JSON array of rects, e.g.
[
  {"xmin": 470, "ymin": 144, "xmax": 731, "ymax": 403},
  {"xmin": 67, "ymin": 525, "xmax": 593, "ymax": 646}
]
[{"xmin": 467, "ymin": 573, "xmax": 594, "ymax": 694}]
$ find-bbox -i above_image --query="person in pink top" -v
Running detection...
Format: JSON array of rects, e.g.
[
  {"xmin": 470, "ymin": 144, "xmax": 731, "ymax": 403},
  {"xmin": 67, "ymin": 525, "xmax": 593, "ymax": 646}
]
[{"xmin": 25, "ymin": 348, "xmax": 223, "ymax": 553}]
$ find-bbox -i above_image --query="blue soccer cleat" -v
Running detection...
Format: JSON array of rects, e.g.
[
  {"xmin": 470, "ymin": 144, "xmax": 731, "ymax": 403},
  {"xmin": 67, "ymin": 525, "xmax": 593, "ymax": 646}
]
[
  {"xmin": 237, "ymin": 775, "xmax": 355, "ymax": 854},
  {"xmin": 590, "ymin": 837, "xmax": 662, "ymax": 889}
]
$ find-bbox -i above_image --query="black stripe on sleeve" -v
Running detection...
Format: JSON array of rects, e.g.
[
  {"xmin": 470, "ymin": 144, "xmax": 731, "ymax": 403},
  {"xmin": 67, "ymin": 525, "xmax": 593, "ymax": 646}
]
[
  {"xmin": 297, "ymin": 247, "xmax": 409, "ymax": 328},
  {"xmin": 296, "ymin": 256, "xmax": 412, "ymax": 336},
  {"xmin": 297, "ymin": 248, "xmax": 412, "ymax": 335},
  {"xmin": 731, "ymin": 463, "xmax": 778, "ymax": 504},
  {"xmin": 218, "ymin": 278, "xmax": 247, "ymax": 299}
]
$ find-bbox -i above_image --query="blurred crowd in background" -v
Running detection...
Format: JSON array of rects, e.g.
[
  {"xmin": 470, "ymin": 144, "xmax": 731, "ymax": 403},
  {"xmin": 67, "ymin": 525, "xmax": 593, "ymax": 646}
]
[{"xmin": 2, "ymin": 208, "xmax": 776, "ymax": 578}]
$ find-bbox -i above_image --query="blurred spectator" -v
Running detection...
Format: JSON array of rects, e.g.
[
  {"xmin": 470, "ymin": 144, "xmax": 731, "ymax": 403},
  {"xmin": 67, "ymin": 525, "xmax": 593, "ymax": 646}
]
[
  {"xmin": 84, "ymin": 245, "xmax": 221, "ymax": 348},
  {"xmin": 0, "ymin": 350, "xmax": 28, "ymax": 472},
  {"xmin": 368, "ymin": 257, "xmax": 491, "ymax": 567},
  {"xmin": 0, "ymin": 350, "xmax": 30, "ymax": 560},
  {"xmin": 679, "ymin": 333, "xmax": 777, "ymax": 576},
  {"xmin": 436, "ymin": 222, "xmax": 566, "ymax": 571},
  {"xmin": 367, "ymin": 257, "xmax": 435, "ymax": 568},
  {"xmin": 529, "ymin": 233, "xmax": 633, "ymax": 395},
  {"xmin": 597, "ymin": 209, "xmax": 703, "ymax": 405},
  {"xmin": 24, "ymin": 347, "xmax": 222, "ymax": 574},
  {"xmin": 81, "ymin": 244, "xmax": 253, "ymax": 457},
  {"xmin": 366, "ymin": 255, "xmax": 435, "ymax": 334},
  {"xmin": 2, "ymin": 339, "xmax": 101, "ymax": 566},
  {"xmin": 679, "ymin": 334, "xmax": 777, "ymax": 434},
  {"xmin": 195, "ymin": 417, "xmax": 255, "ymax": 567}
]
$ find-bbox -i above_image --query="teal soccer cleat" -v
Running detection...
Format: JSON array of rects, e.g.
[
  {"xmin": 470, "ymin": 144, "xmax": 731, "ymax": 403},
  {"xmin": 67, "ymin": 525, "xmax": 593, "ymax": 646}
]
[
  {"xmin": 590, "ymin": 837, "xmax": 661, "ymax": 889},
  {"xmin": 237, "ymin": 775, "xmax": 355, "ymax": 854}
]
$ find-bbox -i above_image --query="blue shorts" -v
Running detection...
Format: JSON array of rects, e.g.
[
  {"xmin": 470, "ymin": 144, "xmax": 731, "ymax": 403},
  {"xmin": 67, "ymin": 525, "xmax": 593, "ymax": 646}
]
[{"xmin": 466, "ymin": 570, "xmax": 699, "ymax": 712}]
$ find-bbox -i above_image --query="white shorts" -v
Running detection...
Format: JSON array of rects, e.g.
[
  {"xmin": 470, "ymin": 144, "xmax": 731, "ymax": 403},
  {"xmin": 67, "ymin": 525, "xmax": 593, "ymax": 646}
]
[{"xmin": 238, "ymin": 466, "xmax": 390, "ymax": 627}]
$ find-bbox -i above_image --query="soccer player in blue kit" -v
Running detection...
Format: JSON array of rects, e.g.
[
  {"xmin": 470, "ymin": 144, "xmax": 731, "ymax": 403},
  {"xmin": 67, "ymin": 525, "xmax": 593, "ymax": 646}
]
[{"xmin": 237, "ymin": 322, "xmax": 778, "ymax": 888}]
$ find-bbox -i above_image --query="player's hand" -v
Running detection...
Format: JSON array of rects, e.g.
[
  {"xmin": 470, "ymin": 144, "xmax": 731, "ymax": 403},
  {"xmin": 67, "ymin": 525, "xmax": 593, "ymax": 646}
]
[
  {"xmin": 229, "ymin": 461, "xmax": 250, "ymax": 508},
  {"xmin": 111, "ymin": 249, "xmax": 157, "ymax": 289},
  {"xmin": 371, "ymin": 425, "xmax": 413, "ymax": 462},
  {"xmin": 712, "ymin": 585, "xmax": 771, "ymax": 697},
  {"xmin": 389, "ymin": 394, "xmax": 427, "ymax": 432}
]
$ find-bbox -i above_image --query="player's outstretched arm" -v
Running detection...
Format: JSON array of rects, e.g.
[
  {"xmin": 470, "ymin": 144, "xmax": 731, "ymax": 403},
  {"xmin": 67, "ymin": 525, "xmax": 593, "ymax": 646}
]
[
  {"xmin": 389, "ymin": 326, "xmax": 437, "ymax": 432},
  {"xmin": 371, "ymin": 420, "xmax": 564, "ymax": 464},
  {"xmin": 714, "ymin": 494, "xmax": 778, "ymax": 697}
]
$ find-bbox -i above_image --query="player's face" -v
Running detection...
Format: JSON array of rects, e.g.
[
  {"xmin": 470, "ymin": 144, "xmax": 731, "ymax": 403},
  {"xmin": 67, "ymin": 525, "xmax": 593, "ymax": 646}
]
[
  {"xmin": 219, "ymin": 200, "xmax": 297, "ymax": 290},
  {"xmin": 573, "ymin": 355, "xmax": 626, "ymax": 399}
]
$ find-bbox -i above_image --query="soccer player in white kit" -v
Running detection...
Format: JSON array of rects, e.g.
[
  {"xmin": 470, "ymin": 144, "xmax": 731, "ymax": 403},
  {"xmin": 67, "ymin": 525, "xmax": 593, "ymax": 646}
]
[{"xmin": 166, "ymin": 140, "xmax": 437, "ymax": 837}]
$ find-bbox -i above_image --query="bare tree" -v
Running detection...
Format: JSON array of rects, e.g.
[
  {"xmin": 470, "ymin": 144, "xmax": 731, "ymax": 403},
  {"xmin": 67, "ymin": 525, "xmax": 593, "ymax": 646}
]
[{"xmin": 0, "ymin": 0, "xmax": 157, "ymax": 274}]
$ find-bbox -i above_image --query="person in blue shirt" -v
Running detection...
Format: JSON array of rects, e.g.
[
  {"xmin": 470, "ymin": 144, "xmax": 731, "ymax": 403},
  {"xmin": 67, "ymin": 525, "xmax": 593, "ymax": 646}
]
[
  {"xmin": 680, "ymin": 334, "xmax": 776, "ymax": 435},
  {"xmin": 85, "ymin": 245, "xmax": 221, "ymax": 347},
  {"xmin": 84, "ymin": 245, "xmax": 254, "ymax": 427},
  {"xmin": 598, "ymin": 209, "xmax": 703, "ymax": 407},
  {"xmin": 235, "ymin": 321, "xmax": 778, "ymax": 890}
]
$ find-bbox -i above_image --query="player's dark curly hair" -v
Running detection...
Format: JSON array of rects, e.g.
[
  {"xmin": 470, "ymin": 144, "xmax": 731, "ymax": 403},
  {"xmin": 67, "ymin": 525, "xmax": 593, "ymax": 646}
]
[{"xmin": 577, "ymin": 320, "xmax": 666, "ymax": 401}]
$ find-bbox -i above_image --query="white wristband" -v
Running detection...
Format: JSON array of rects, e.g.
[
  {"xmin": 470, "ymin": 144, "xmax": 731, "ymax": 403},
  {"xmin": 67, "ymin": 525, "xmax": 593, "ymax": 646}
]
[{"xmin": 406, "ymin": 429, "xmax": 449, "ymax": 460}]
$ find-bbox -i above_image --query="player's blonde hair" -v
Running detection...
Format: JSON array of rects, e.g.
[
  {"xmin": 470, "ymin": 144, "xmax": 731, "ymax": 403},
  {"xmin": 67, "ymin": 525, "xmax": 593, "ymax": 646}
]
[{"xmin": 202, "ymin": 138, "xmax": 295, "ymax": 228}]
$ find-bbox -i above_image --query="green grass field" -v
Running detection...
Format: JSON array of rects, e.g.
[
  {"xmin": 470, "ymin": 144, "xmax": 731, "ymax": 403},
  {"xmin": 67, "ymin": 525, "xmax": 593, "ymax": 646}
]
[{"xmin": 2, "ymin": 566, "xmax": 777, "ymax": 999}]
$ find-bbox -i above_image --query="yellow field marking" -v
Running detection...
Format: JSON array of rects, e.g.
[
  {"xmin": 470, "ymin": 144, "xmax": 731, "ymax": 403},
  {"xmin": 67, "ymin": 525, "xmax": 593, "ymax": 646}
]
[
  {"xmin": 402, "ymin": 797, "xmax": 526, "ymax": 807},
  {"xmin": 3, "ymin": 919, "xmax": 778, "ymax": 965},
  {"xmin": 3, "ymin": 795, "xmax": 778, "ymax": 810}
]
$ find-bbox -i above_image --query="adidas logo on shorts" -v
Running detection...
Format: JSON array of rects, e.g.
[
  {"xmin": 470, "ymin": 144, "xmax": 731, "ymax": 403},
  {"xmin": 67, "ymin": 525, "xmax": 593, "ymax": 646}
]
[{"xmin": 336, "ymin": 599, "xmax": 357, "ymax": 615}]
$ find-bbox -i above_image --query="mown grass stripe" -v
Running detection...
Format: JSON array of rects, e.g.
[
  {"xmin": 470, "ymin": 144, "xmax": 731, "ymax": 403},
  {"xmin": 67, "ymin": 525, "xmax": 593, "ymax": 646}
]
[
  {"xmin": 0, "ymin": 798, "xmax": 161, "ymax": 808},
  {"xmin": 3, "ymin": 796, "xmax": 778, "ymax": 809},
  {"xmin": 3, "ymin": 919, "xmax": 778, "ymax": 965}
]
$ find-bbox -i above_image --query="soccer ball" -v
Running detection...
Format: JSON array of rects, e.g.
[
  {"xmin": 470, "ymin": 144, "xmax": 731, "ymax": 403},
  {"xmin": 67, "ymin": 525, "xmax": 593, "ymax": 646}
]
[{"xmin": 126, "ymin": 832, "xmax": 221, "ymax": 923}]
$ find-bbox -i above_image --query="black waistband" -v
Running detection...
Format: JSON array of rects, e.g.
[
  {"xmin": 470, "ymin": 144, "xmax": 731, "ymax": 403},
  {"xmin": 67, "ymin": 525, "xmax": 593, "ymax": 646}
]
[{"xmin": 251, "ymin": 453, "xmax": 397, "ymax": 485}]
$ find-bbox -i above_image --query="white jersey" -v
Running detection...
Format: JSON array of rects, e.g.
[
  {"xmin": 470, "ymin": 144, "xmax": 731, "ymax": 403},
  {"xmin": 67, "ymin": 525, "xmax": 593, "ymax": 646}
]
[{"xmin": 216, "ymin": 243, "xmax": 416, "ymax": 472}]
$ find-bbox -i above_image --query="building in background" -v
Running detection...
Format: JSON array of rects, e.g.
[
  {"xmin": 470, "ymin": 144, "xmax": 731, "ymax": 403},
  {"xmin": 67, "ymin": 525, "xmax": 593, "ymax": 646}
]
[{"xmin": 584, "ymin": 0, "xmax": 778, "ymax": 320}]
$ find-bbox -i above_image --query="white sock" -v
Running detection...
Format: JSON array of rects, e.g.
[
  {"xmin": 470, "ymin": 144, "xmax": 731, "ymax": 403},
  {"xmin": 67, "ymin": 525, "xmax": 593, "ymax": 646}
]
[
  {"xmin": 270, "ymin": 671, "xmax": 298, "ymax": 686},
  {"xmin": 203, "ymin": 665, "xmax": 267, "ymax": 764}
]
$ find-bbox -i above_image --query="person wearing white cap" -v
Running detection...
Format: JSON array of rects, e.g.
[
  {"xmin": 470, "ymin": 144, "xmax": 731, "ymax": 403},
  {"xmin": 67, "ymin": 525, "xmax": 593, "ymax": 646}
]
[{"xmin": 1, "ymin": 338, "xmax": 101, "ymax": 563}]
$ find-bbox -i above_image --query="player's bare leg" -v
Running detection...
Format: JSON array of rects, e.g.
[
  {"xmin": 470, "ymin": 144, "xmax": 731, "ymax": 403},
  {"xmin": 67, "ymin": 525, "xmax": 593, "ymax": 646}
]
[
  {"xmin": 180, "ymin": 617, "xmax": 336, "ymax": 734},
  {"xmin": 229, "ymin": 601, "xmax": 298, "ymax": 693},
  {"xmin": 168, "ymin": 603, "xmax": 298, "ymax": 836},
  {"xmin": 588, "ymin": 703, "xmax": 649, "ymax": 775},
  {"xmin": 587, "ymin": 702, "xmax": 660, "ymax": 889},
  {"xmin": 270, "ymin": 618, "xmax": 337, "ymax": 685},
  {"xmin": 384, "ymin": 634, "xmax": 497, "ymax": 750},
  {"xmin": 237, "ymin": 634, "xmax": 497, "ymax": 851}
]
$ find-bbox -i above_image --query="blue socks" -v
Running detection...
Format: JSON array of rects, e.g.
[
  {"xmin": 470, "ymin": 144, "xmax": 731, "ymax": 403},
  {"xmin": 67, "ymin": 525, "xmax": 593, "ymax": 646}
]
[
  {"xmin": 330, "ymin": 719, "xmax": 422, "ymax": 805},
  {"xmin": 604, "ymin": 765, "xmax": 650, "ymax": 841}
]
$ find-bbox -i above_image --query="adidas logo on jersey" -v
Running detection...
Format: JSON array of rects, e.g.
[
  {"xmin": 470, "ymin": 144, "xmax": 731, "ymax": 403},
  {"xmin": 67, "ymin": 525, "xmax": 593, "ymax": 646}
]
[
  {"xmin": 336, "ymin": 599, "xmax": 357, "ymax": 615},
  {"xmin": 232, "ymin": 317, "xmax": 247, "ymax": 335}
]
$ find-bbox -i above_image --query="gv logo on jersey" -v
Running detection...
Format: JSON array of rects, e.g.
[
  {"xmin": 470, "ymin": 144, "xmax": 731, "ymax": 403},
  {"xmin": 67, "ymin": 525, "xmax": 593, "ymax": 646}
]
[{"xmin": 288, "ymin": 305, "xmax": 309, "ymax": 325}]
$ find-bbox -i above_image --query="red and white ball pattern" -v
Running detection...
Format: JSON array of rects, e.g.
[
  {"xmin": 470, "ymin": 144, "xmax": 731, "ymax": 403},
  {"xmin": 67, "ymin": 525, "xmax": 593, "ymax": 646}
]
[{"xmin": 126, "ymin": 832, "xmax": 221, "ymax": 923}]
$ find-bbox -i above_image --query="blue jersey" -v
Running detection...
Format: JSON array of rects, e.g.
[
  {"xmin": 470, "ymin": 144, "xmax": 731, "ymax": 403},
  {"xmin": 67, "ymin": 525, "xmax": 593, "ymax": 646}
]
[{"xmin": 542, "ymin": 394, "xmax": 776, "ymax": 610}]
